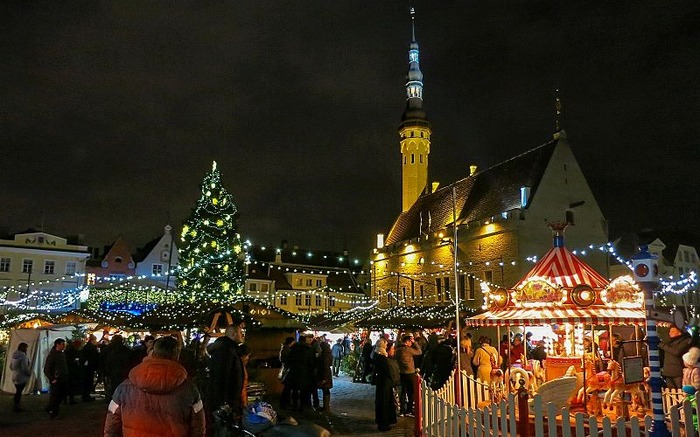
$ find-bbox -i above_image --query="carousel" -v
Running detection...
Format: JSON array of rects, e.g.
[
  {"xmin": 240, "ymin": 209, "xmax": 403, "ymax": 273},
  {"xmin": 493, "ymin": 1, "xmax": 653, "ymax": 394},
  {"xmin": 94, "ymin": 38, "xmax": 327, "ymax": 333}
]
[{"xmin": 466, "ymin": 224, "xmax": 650, "ymax": 416}]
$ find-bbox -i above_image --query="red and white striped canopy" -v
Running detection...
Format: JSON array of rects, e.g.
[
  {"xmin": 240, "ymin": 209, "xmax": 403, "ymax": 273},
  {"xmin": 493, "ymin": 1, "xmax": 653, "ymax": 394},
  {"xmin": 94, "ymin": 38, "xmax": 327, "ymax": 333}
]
[
  {"xmin": 466, "ymin": 306, "xmax": 646, "ymax": 327},
  {"xmin": 515, "ymin": 245, "xmax": 609, "ymax": 290}
]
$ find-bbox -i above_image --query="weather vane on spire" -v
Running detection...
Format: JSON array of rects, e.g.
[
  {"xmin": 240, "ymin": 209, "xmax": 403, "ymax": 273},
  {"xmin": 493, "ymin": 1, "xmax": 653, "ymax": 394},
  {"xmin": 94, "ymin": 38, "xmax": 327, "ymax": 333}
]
[{"xmin": 555, "ymin": 87, "xmax": 562, "ymax": 132}]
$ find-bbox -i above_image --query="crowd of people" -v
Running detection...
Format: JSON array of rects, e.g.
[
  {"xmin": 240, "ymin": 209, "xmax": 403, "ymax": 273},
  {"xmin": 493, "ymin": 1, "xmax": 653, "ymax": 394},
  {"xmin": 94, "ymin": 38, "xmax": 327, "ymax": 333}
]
[{"xmin": 278, "ymin": 333, "xmax": 335, "ymax": 412}]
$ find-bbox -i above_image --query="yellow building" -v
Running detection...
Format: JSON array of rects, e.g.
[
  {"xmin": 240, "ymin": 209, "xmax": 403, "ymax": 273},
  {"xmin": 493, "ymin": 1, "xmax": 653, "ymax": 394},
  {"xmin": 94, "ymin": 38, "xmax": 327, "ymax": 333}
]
[
  {"xmin": 245, "ymin": 245, "xmax": 369, "ymax": 317},
  {"xmin": 371, "ymin": 20, "xmax": 609, "ymax": 311}
]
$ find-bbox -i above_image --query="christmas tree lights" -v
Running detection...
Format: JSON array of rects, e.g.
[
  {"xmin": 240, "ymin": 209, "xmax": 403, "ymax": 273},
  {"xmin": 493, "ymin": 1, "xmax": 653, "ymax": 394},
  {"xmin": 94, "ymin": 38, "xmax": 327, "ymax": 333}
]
[{"xmin": 177, "ymin": 161, "xmax": 247, "ymax": 303}]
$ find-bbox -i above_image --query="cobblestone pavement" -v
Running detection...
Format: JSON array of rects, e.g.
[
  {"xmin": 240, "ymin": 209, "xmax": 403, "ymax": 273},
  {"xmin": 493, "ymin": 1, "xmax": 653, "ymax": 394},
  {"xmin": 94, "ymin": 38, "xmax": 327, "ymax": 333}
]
[
  {"xmin": 267, "ymin": 374, "xmax": 416, "ymax": 436},
  {"xmin": 0, "ymin": 374, "xmax": 415, "ymax": 436}
]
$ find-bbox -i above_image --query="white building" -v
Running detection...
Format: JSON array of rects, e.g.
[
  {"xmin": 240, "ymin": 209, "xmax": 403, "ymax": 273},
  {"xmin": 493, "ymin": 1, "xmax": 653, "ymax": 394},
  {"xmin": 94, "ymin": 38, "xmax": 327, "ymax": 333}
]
[
  {"xmin": 134, "ymin": 225, "xmax": 179, "ymax": 288},
  {"xmin": 0, "ymin": 231, "xmax": 89, "ymax": 311}
]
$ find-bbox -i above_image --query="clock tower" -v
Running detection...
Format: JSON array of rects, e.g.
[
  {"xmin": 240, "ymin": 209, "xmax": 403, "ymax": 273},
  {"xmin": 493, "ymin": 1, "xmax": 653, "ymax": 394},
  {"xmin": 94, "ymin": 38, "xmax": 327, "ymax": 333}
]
[{"xmin": 400, "ymin": 8, "xmax": 432, "ymax": 212}]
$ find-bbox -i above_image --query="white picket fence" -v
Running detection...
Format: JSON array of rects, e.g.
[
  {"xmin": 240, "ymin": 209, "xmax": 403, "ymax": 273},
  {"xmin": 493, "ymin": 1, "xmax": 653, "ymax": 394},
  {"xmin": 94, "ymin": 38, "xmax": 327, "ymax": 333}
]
[{"xmin": 420, "ymin": 371, "xmax": 699, "ymax": 437}]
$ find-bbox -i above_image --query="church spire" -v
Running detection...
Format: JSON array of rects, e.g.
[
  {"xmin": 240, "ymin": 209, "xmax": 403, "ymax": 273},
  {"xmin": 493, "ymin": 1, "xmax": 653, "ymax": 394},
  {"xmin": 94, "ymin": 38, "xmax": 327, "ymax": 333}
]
[
  {"xmin": 553, "ymin": 87, "xmax": 566, "ymax": 139},
  {"xmin": 399, "ymin": 7, "xmax": 432, "ymax": 212}
]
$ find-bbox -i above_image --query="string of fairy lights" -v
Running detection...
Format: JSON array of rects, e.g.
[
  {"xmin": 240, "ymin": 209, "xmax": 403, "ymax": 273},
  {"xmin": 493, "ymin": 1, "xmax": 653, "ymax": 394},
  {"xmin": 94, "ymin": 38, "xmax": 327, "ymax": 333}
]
[{"xmin": 1, "ymin": 237, "xmax": 696, "ymax": 311}]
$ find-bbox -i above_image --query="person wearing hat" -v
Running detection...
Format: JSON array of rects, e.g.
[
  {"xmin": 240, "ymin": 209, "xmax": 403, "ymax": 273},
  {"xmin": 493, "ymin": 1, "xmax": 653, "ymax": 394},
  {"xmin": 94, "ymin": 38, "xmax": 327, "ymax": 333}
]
[
  {"xmin": 660, "ymin": 326, "xmax": 693, "ymax": 389},
  {"xmin": 683, "ymin": 347, "xmax": 700, "ymax": 392}
]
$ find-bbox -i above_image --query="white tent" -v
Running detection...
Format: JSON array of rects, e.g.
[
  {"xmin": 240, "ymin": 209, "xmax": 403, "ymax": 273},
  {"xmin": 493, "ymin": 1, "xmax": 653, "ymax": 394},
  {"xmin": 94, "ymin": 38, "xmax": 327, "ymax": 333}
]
[{"xmin": 1, "ymin": 326, "xmax": 75, "ymax": 394}]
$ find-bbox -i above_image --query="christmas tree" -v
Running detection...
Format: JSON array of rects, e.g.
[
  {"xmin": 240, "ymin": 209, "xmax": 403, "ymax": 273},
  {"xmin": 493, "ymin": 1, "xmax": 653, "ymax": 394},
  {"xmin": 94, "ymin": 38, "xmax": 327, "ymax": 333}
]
[{"xmin": 177, "ymin": 161, "xmax": 246, "ymax": 303}]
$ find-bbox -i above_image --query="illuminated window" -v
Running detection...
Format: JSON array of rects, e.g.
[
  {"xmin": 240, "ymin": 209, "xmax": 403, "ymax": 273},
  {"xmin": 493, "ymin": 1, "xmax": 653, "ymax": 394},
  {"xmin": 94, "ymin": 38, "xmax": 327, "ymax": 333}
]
[
  {"xmin": 44, "ymin": 260, "xmax": 55, "ymax": 275},
  {"xmin": 65, "ymin": 261, "xmax": 76, "ymax": 275},
  {"xmin": 330, "ymin": 296, "xmax": 336, "ymax": 307},
  {"xmin": 280, "ymin": 295, "xmax": 288, "ymax": 305},
  {"xmin": 315, "ymin": 295, "xmax": 322, "ymax": 306},
  {"xmin": 305, "ymin": 295, "xmax": 311, "ymax": 306},
  {"xmin": 22, "ymin": 259, "xmax": 33, "ymax": 274},
  {"xmin": 87, "ymin": 273, "xmax": 96, "ymax": 285},
  {"xmin": 316, "ymin": 279, "xmax": 322, "ymax": 287},
  {"xmin": 0, "ymin": 257, "xmax": 10, "ymax": 272},
  {"xmin": 295, "ymin": 295, "xmax": 302, "ymax": 306}
]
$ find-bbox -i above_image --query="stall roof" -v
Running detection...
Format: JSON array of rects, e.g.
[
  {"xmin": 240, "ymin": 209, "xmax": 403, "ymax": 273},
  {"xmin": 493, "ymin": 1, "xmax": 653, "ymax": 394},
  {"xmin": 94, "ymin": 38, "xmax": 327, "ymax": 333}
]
[
  {"xmin": 466, "ymin": 306, "xmax": 646, "ymax": 327},
  {"xmin": 515, "ymin": 243, "xmax": 609, "ymax": 290}
]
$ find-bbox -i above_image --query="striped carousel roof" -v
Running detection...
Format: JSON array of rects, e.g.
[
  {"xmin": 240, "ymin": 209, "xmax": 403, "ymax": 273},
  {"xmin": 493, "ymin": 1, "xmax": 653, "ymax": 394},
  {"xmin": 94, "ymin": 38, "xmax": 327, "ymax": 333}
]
[
  {"xmin": 515, "ymin": 242, "xmax": 609, "ymax": 290},
  {"xmin": 466, "ymin": 306, "xmax": 646, "ymax": 327}
]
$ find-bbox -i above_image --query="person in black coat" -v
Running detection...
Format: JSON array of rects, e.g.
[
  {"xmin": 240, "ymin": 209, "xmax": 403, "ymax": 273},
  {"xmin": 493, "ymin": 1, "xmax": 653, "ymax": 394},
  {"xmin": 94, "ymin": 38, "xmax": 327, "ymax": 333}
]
[
  {"xmin": 287, "ymin": 334, "xmax": 316, "ymax": 411},
  {"xmin": 660, "ymin": 326, "xmax": 693, "ymax": 389},
  {"xmin": 206, "ymin": 323, "xmax": 245, "ymax": 420},
  {"xmin": 425, "ymin": 336, "xmax": 456, "ymax": 390},
  {"xmin": 374, "ymin": 339, "xmax": 400, "ymax": 432},
  {"xmin": 80, "ymin": 334, "xmax": 99, "ymax": 401},
  {"xmin": 103, "ymin": 335, "xmax": 134, "ymax": 401}
]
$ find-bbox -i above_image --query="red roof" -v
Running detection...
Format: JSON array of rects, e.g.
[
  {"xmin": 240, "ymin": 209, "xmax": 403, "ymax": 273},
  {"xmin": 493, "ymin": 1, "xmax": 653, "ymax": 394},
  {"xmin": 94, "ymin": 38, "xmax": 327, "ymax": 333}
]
[{"xmin": 515, "ymin": 245, "xmax": 609, "ymax": 290}]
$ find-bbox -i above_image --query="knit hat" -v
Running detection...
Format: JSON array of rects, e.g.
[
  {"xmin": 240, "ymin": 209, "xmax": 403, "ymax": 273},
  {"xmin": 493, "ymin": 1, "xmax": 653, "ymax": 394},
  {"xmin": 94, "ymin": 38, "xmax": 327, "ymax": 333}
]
[
  {"xmin": 683, "ymin": 385, "xmax": 697, "ymax": 396},
  {"xmin": 683, "ymin": 347, "xmax": 700, "ymax": 367}
]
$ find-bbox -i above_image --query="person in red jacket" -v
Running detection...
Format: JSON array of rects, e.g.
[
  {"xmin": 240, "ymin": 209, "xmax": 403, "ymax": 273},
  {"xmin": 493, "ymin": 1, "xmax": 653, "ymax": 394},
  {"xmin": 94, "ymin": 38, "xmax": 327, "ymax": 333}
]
[{"xmin": 104, "ymin": 336, "xmax": 205, "ymax": 437}]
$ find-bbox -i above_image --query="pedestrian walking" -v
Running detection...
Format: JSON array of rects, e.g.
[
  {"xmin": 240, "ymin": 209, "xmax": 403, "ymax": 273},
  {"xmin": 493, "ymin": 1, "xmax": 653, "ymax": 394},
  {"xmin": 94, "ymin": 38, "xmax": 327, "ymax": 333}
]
[
  {"xmin": 473, "ymin": 336, "xmax": 500, "ymax": 383},
  {"xmin": 44, "ymin": 338, "xmax": 68, "ymax": 419},
  {"xmin": 331, "ymin": 338, "xmax": 345, "ymax": 377},
  {"xmin": 104, "ymin": 336, "xmax": 205, "ymax": 437},
  {"xmin": 10, "ymin": 342, "xmax": 31, "ymax": 412}
]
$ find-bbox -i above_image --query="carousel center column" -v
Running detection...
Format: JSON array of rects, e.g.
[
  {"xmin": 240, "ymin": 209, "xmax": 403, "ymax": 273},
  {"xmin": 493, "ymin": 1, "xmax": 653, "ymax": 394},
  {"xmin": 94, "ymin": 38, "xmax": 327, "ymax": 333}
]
[{"xmin": 633, "ymin": 244, "xmax": 670, "ymax": 437}]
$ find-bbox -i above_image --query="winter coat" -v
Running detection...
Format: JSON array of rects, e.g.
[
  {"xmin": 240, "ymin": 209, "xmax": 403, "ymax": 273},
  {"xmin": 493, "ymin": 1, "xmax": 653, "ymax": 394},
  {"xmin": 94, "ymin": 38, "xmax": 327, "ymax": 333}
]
[
  {"xmin": 331, "ymin": 343, "xmax": 345, "ymax": 359},
  {"xmin": 426, "ymin": 342, "xmax": 456, "ymax": 390},
  {"xmin": 104, "ymin": 343, "xmax": 135, "ymax": 385},
  {"xmin": 317, "ymin": 343, "xmax": 334, "ymax": 390},
  {"xmin": 206, "ymin": 336, "xmax": 244, "ymax": 414},
  {"xmin": 683, "ymin": 366, "xmax": 700, "ymax": 391},
  {"xmin": 11, "ymin": 350, "xmax": 31, "ymax": 385},
  {"xmin": 286, "ymin": 341, "xmax": 315, "ymax": 391},
  {"xmin": 660, "ymin": 334, "xmax": 693, "ymax": 378},
  {"xmin": 81, "ymin": 341, "xmax": 100, "ymax": 372},
  {"xmin": 44, "ymin": 348, "xmax": 68, "ymax": 382},
  {"xmin": 473, "ymin": 344, "xmax": 500, "ymax": 383},
  {"xmin": 396, "ymin": 343, "xmax": 422, "ymax": 374},
  {"xmin": 104, "ymin": 356, "xmax": 205, "ymax": 437},
  {"xmin": 374, "ymin": 354, "xmax": 398, "ymax": 430}
]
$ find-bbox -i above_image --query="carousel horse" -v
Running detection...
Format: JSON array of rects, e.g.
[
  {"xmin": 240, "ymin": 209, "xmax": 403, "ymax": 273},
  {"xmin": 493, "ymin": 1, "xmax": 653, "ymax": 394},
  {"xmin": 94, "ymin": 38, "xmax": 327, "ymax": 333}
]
[
  {"xmin": 603, "ymin": 359, "xmax": 647, "ymax": 411},
  {"xmin": 509, "ymin": 367, "xmax": 534, "ymax": 395},
  {"xmin": 577, "ymin": 355, "xmax": 611, "ymax": 415}
]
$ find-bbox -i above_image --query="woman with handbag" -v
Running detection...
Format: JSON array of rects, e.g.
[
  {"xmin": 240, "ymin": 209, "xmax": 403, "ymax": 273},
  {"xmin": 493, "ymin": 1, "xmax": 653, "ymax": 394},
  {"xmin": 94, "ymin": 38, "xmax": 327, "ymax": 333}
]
[{"xmin": 472, "ymin": 336, "xmax": 501, "ymax": 383}]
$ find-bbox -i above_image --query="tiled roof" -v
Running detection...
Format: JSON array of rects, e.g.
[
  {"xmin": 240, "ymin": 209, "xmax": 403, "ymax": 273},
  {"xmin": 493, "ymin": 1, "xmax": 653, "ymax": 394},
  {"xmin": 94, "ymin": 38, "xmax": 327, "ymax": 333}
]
[{"xmin": 386, "ymin": 138, "xmax": 558, "ymax": 245}]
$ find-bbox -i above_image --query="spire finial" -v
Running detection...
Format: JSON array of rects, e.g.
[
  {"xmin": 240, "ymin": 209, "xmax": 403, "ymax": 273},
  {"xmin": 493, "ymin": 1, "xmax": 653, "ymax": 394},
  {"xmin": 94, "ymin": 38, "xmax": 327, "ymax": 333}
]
[
  {"xmin": 554, "ymin": 87, "xmax": 562, "ymax": 132},
  {"xmin": 410, "ymin": 7, "xmax": 416, "ymax": 42}
]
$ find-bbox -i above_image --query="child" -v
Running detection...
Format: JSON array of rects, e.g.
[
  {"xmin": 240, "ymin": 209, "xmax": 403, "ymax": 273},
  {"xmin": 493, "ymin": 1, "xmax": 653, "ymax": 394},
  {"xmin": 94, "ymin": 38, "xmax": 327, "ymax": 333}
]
[{"xmin": 682, "ymin": 347, "xmax": 700, "ymax": 391}]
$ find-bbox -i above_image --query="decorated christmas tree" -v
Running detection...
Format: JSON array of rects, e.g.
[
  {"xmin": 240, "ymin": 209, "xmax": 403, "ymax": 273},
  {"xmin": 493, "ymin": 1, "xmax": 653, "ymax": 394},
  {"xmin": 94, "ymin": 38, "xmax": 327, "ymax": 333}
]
[{"xmin": 177, "ymin": 161, "xmax": 246, "ymax": 303}]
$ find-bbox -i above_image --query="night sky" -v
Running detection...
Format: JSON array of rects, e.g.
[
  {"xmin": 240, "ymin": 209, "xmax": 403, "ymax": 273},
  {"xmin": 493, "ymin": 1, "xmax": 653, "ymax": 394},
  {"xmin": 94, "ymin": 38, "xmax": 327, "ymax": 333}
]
[{"xmin": 1, "ymin": 1, "xmax": 699, "ymax": 258}]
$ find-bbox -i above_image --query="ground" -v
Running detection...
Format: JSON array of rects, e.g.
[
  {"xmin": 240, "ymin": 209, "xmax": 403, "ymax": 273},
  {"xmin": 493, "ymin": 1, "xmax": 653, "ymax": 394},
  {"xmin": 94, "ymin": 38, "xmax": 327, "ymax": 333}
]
[{"xmin": 0, "ymin": 375, "xmax": 415, "ymax": 436}]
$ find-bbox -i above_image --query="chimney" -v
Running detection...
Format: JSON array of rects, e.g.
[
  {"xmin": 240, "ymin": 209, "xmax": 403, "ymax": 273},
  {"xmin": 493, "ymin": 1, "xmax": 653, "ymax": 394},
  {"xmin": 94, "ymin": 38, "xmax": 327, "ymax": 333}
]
[
  {"xmin": 431, "ymin": 182, "xmax": 440, "ymax": 193},
  {"xmin": 469, "ymin": 165, "xmax": 478, "ymax": 176}
]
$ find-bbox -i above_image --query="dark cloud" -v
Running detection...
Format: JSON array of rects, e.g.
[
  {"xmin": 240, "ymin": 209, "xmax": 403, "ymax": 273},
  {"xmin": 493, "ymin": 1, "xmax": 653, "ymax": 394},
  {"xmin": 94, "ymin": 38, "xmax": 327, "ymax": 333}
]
[{"xmin": 1, "ymin": 0, "xmax": 698, "ymax": 257}]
